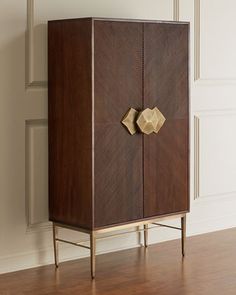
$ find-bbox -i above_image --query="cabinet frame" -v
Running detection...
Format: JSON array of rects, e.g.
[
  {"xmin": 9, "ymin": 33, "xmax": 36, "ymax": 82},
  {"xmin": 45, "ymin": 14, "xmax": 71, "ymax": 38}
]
[{"xmin": 48, "ymin": 17, "xmax": 190, "ymax": 279}]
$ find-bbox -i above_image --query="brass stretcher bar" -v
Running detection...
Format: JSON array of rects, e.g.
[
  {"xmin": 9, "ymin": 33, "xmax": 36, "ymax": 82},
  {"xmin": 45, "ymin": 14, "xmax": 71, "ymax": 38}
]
[{"xmin": 52, "ymin": 213, "xmax": 187, "ymax": 279}]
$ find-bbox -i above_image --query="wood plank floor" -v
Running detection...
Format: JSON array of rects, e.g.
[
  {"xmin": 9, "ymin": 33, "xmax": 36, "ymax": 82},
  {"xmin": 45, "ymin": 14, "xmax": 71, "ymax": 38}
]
[{"xmin": 0, "ymin": 228, "xmax": 236, "ymax": 295}]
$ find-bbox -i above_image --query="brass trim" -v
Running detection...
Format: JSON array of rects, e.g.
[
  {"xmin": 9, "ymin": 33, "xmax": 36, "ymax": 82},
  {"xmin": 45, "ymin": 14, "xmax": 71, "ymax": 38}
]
[
  {"xmin": 95, "ymin": 213, "xmax": 185, "ymax": 234},
  {"xmin": 52, "ymin": 223, "xmax": 59, "ymax": 268},
  {"xmin": 152, "ymin": 223, "xmax": 181, "ymax": 231},
  {"xmin": 144, "ymin": 224, "xmax": 148, "ymax": 248},
  {"xmin": 53, "ymin": 222, "xmax": 91, "ymax": 234},
  {"xmin": 56, "ymin": 238, "xmax": 91, "ymax": 250},
  {"xmin": 53, "ymin": 223, "xmax": 170, "ymax": 249},
  {"xmin": 181, "ymin": 215, "xmax": 186, "ymax": 257},
  {"xmin": 52, "ymin": 213, "xmax": 186, "ymax": 279},
  {"xmin": 90, "ymin": 231, "xmax": 96, "ymax": 279},
  {"xmin": 96, "ymin": 223, "xmax": 165, "ymax": 240}
]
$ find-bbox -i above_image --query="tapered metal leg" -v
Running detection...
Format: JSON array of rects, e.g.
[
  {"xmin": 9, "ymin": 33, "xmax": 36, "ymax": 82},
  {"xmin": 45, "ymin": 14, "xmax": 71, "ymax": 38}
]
[
  {"xmin": 181, "ymin": 215, "xmax": 186, "ymax": 257},
  {"xmin": 144, "ymin": 224, "xmax": 148, "ymax": 248},
  {"xmin": 52, "ymin": 223, "xmax": 59, "ymax": 268},
  {"xmin": 90, "ymin": 231, "xmax": 96, "ymax": 279}
]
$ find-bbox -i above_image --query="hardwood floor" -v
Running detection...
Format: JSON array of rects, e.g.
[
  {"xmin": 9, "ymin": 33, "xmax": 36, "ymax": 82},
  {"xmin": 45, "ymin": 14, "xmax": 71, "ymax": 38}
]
[{"xmin": 1, "ymin": 228, "xmax": 236, "ymax": 295}]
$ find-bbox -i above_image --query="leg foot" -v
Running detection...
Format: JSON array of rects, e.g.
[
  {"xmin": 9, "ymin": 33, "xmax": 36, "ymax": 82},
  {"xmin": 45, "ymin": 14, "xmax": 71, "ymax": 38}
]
[
  {"xmin": 144, "ymin": 224, "xmax": 148, "ymax": 248},
  {"xmin": 90, "ymin": 231, "xmax": 96, "ymax": 279},
  {"xmin": 181, "ymin": 215, "xmax": 186, "ymax": 257},
  {"xmin": 52, "ymin": 223, "xmax": 59, "ymax": 268}
]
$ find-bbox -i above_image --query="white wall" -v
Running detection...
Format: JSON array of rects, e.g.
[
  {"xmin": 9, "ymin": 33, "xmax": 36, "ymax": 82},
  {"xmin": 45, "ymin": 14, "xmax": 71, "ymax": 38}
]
[{"xmin": 1, "ymin": 0, "xmax": 236, "ymax": 274}]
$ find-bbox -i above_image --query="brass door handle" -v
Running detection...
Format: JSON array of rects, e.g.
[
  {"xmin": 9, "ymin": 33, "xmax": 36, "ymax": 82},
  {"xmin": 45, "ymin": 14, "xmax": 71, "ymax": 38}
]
[{"xmin": 122, "ymin": 107, "xmax": 166, "ymax": 135}]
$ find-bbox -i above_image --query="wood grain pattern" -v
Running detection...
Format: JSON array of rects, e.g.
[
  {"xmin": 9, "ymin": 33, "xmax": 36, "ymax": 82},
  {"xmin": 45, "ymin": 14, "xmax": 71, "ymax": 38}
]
[
  {"xmin": 1, "ymin": 229, "xmax": 236, "ymax": 294},
  {"xmin": 48, "ymin": 18, "xmax": 190, "ymax": 230},
  {"xmin": 94, "ymin": 21, "xmax": 143, "ymax": 227},
  {"xmin": 143, "ymin": 23, "xmax": 189, "ymax": 217},
  {"xmin": 48, "ymin": 19, "xmax": 93, "ymax": 229}
]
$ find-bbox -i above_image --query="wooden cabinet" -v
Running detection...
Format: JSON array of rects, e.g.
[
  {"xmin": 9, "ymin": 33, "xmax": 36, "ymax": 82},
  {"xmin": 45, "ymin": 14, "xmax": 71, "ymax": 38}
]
[{"xmin": 48, "ymin": 18, "xmax": 189, "ymax": 278}]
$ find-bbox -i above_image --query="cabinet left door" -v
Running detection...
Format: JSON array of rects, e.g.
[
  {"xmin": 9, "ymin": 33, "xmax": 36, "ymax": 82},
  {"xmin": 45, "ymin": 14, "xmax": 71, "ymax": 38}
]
[{"xmin": 94, "ymin": 20, "xmax": 144, "ymax": 228}]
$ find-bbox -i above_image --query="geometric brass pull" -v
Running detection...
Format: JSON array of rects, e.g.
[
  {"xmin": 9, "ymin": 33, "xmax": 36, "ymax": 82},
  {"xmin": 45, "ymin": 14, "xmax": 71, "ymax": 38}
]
[
  {"xmin": 121, "ymin": 107, "xmax": 166, "ymax": 135},
  {"xmin": 136, "ymin": 107, "xmax": 166, "ymax": 135},
  {"xmin": 121, "ymin": 108, "xmax": 139, "ymax": 135}
]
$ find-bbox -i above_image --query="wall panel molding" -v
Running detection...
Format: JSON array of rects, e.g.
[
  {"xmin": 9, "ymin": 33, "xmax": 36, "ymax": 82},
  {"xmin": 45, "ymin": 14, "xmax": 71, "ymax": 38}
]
[
  {"xmin": 194, "ymin": 115, "xmax": 200, "ymax": 199},
  {"xmin": 173, "ymin": 0, "xmax": 180, "ymax": 21},
  {"xmin": 26, "ymin": 0, "xmax": 47, "ymax": 89},
  {"xmin": 194, "ymin": 110, "xmax": 236, "ymax": 199},
  {"xmin": 194, "ymin": 0, "xmax": 200, "ymax": 81},
  {"xmin": 25, "ymin": 119, "xmax": 49, "ymax": 231},
  {"xmin": 194, "ymin": 0, "xmax": 236, "ymax": 84}
]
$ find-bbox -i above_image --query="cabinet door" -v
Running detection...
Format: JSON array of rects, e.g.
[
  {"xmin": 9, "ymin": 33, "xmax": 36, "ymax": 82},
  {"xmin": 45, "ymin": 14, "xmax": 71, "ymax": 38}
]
[
  {"xmin": 94, "ymin": 21, "xmax": 143, "ymax": 227},
  {"xmin": 143, "ymin": 23, "xmax": 189, "ymax": 217}
]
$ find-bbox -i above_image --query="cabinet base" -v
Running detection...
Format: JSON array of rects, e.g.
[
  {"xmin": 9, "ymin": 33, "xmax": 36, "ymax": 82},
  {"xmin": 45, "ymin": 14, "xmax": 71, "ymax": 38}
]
[{"xmin": 52, "ymin": 213, "xmax": 187, "ymax": 279}]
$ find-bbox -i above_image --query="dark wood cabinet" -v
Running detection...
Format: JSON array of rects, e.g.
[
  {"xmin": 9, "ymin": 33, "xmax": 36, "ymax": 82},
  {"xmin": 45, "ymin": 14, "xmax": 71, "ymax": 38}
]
[{"xmin": 48, "ymin": 18, "xmax": 189, "ymax": 278}]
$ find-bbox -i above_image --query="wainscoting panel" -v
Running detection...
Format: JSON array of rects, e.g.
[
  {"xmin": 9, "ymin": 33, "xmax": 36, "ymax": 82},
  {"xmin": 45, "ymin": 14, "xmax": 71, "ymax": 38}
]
[
  {"xmin": 194, "ymin": 111, "xmax": 236, "ymax": 199},
  {"xmin": 194, "ymin": 0, "xmax": 236, "ymax": 82},
  {"xmin": 26, "ymin": 120, "xmax": 48, "ymax": 227}
]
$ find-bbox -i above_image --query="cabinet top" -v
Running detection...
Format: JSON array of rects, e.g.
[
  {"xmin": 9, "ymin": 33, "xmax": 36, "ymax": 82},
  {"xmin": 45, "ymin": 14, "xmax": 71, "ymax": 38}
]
[{"xmin": 48, "ymin": 17, "xmax": 189, "ymax": 25}]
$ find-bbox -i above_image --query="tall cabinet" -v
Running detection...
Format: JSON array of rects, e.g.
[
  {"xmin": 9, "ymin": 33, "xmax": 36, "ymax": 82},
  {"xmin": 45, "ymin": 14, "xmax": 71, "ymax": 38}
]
[{"xmin": 48, "ymin": 18, "xmax": 189, "ymax": 278}]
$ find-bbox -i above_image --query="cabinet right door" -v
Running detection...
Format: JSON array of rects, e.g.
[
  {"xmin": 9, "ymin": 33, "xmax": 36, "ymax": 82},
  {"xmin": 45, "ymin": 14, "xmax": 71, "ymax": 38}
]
[{"xmin": 143, "ymin": 23, "xmax": 189, "ymax": 217}]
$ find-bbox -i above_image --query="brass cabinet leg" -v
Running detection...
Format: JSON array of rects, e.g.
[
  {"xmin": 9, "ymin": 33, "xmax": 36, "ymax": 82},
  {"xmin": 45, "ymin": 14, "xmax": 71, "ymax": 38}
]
[
  {"xmin": 90, "ymin": 231, "xmax": 96, "ymax": 279},
  {"xmin": 52, "ymin": 223, "xmax": 59, "ymax": 268},
  {"xmin": 181, "ymin": 215, "xmax": 186, "ymax": 257},
  {"xmin": 144, "ymin": 224, "xmax": 148, "ymax": 248}
]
